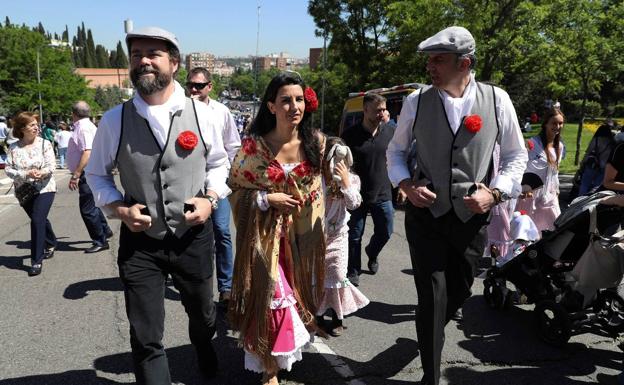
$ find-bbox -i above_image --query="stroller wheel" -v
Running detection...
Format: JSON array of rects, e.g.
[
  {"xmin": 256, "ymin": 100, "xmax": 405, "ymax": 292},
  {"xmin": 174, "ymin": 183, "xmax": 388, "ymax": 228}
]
[
  {"xmin": 535, "ymin": 300, "xmax": 571, "ymax": 346},
  {"xmin": 483, "ymin": 278, "xmax": 507, "ymax": 310}
]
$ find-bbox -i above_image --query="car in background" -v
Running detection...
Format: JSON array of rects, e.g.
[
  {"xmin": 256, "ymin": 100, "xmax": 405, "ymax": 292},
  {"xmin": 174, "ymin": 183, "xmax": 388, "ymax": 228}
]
[{"xmin": 339, "ymin": 82, "xmax": 425, "ymax": 136}]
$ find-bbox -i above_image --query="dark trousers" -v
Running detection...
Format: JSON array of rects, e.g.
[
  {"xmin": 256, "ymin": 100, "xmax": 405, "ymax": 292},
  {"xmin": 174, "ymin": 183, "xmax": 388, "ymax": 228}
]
[
  {"xmin": 118, "ymin": 220, "xmax": 216, "ymax": 385},
  {"xmin": 22, "ymin": 192, "xmax": 57, "ymax": 265},
  {"xmin": 347, "ymin": 199, "xmax": 394, "ymax": 276},
  {"xmin": 405, "ymin": 205, "xmax": 487, "ymax": 385},
  {"xmin": 78, "ymin": 173, "xmax": 110, "ymax": 246}
]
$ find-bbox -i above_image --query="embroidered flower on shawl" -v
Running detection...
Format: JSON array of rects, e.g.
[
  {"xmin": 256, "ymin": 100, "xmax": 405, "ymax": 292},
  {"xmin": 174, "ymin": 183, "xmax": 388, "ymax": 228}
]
[
  {"xmin": 177, "ymin": 130, "xmax": 198, "ymax": 150},
  {"xmin": 243, "ymin": 170, "xmax": 257, "ymax": 183},
  {"xmin": 526, "ymin": 139, "xmax": 535, "ymax": 151},
  {"xmin": 304, "ymin": 87, "xmax": 319, "ymax": 113},
  {"xmin": 464, "ymin": 114, "xmax": 482, "ymax": 134},
  {"xmin": 267, "ymin": 160, "xmax": 286, "ymax": 184},
  {"xmin": 241, "ymin": 137, "xmax": 257, "ymax": 156},
  {"xmin": 292, "ymin": 160, "xmax": 313, "ymax": 177}
]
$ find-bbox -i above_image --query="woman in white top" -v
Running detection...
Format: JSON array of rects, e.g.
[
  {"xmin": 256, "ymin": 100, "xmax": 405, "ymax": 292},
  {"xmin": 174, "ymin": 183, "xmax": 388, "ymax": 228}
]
[
  {"xmin": 54, "ymin": 121, "xmax": 72, "ymax": 169},
  {"xmin": 5, "ymin": 112, "xmax": 57, "ymax": 276}
]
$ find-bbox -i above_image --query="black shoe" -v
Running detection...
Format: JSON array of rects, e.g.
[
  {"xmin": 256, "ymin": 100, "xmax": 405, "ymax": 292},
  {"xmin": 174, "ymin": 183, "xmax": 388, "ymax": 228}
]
[
  {"xmin": 367, "ymin": 258, "xmax": 379, "ymax": 274},
  {"xmin": 450, "ymin": 308, "xmax": 463, "ymax": 322},
  {"xmin": 29, "ymin": 264, "xmax": 42, "ymax": 276},
  {"xmin": 85, "ymin": 243, "xmax": 109, "ymax": 253},
  {"xmin": 44, "ymin": 246, "xmax": 55, "ymax": 259},
  {"xmin": 105, "ymin": 229, "xmax": 114, "ymax": 239},
  {"xmin": 197, "ymin": 345, "xmax": 218, "ymax": 379},
  {"xmin": 218, "ymin": 291, "xmax": 231, "ymax": 308},
  {"xmin": 347, "ymin": 273, "xmax": 359, "ymax": 287}
]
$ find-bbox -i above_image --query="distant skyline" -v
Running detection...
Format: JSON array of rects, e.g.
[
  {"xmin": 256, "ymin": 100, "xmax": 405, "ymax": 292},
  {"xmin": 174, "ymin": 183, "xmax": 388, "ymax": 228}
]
[{"xmin": 3, "ymin": 0, "xmax": 324, "ymax": 58}]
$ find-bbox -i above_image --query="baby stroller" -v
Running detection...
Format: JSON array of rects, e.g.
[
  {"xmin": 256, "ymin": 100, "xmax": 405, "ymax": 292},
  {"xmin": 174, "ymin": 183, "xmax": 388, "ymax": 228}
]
[{"xmin": 482, "ymin": 191, "xmax": 624, "ymax": 346}]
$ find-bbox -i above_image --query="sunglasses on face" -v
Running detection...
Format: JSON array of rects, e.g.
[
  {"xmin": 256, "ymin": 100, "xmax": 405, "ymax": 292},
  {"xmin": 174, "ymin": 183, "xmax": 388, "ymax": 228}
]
[{"xmin": 186, "ymin": 82, "xmax": 210, "ymax": 90}]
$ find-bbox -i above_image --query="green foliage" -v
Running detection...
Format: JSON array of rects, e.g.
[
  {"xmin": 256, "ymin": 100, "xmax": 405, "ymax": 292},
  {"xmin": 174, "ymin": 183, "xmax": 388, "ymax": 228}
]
[
  {"xmin": 93, "ymin": 86, "xmax": 124, "ymax": 113},
  {"xmin": 565, "ymin": 100, "xmax": 603, "ymax": 120},
  {"xmin": 0, "ymin": 24, "xmax": 95, "ymax": 118},
  {"xmin": 114, "ymin": 41, "xmax": 128, "ymax": 68},
  {"xmin": 613, "ymin": 104, "xmax": 624, "ymax": 117}
]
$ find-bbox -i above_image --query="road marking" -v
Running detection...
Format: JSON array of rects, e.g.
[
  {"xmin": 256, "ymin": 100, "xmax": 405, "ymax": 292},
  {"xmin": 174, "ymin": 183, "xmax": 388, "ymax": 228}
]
[{"xmin": 310, "ymin": 337, "xmax": 367, "ymax": 385}]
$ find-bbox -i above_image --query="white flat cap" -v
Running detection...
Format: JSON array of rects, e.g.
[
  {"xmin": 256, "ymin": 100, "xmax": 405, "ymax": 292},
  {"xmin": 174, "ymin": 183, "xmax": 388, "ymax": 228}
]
[
  {"xmin": 126, "ymin": 26, "xmax": 180, "ymax": 52},
  {"xmin": 418, "ymin": 26, "xmax": 475, "ymax": 54}
]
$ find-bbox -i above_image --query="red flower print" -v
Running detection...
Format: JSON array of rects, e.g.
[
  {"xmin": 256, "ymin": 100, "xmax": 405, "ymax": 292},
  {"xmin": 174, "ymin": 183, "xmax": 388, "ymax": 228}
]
[
  {"xmin": 464, "ymin": 115, "xmax": 482, "ymax": 134},
  {"xmin": 241, "ymin": 137, "xmax": 257, "ymax": 156},
  {"xmin": 293, "ymin": 160, "xmax": 312, "ymax": 177},
  {"xmin": 304, "ymin": 87, "xmax": 319, "ymax": 113},
  {"xmin": 243, "ymin": 170, "xmax": 257, "ymax": 183},
  {"xmin": 177, "ymin": 130, "xmax": 198, "ymax": 150},
  {"xmin": 526, "ymin": 139, "xmax": 535, "ymax": 151},
  {"xmin": 267, "ymin": 161, "xmax": 285, "ymax": 184},
  {"xmin": 519, "ymin": 210, "xmax": 528, "ymax": 215}
]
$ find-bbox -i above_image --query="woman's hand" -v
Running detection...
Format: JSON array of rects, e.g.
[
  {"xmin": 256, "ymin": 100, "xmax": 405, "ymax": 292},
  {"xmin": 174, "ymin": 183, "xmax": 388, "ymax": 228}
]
[
  {"xmin": 27, "ymin": 169, "xmax": 43, "ymax": 180},
  {"xmin": 267, "ymin": 192, "xmax": 301, "ymax": 213},
  {"xmin": 335, "ymin": 161, "xmax": 351, "ymax": 189}
]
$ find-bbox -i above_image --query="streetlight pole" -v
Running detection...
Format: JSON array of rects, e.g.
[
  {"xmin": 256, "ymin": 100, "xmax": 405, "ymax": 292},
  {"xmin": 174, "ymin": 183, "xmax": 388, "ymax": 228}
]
[
  {"xmin": 321, "ymin": 32, "xmax": 327, "ymax": 132},
  {"xmin": 252, "ymin": 0, "xmax": 261, "ymax": 117},
  {"xmin": 36, "ymin": 49, "xmax": 43, "ymax": 123}
]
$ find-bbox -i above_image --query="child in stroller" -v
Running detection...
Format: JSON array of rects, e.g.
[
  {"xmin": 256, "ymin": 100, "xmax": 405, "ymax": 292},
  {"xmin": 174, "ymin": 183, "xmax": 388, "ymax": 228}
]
[{"xmin": 483, "ymin": 191, "xmax": 624, "ymax": 346}]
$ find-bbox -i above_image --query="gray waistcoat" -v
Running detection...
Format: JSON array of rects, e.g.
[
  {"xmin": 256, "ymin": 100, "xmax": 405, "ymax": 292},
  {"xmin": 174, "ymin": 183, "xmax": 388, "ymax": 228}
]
[
  {"xmin": 116, "ymin": 98, "xmax": 210, "ymax": 239},
  {"xmin": 412, "ymin": 82, "xmax": 499, "ymax": 223}
]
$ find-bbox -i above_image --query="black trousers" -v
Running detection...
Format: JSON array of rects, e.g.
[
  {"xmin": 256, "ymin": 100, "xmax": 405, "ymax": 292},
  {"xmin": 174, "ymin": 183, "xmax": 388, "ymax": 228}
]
[
  {"xmin": 405, "ymin": 205, "xmax": 487, "ymax": 385},
  {"xmin": 117, "ymin": 220, "xmax": 216, "ymax": 385},
  {"xmin": 22, "ymin": 191, "xmax": 57, "ymax": 265},
  {"xmin": 78, "ymin": 173, "xmax": 110, "ymax": 245}
]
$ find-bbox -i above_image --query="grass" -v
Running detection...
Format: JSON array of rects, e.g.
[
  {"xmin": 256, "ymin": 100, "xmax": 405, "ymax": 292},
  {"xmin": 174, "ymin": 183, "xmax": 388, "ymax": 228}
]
[{"xmin": 522, "ymin": 123, "xmax": 595, "ymax": 175}]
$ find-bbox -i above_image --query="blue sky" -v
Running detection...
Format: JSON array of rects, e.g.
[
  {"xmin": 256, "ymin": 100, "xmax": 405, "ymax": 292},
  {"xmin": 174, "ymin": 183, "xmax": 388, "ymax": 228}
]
[{"xmin": 3, "ymin": 0, "xmax": 324, "ymax": 58}]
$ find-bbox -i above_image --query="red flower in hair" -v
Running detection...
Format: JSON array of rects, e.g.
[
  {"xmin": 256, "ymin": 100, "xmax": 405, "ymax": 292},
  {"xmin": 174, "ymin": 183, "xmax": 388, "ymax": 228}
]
[
  {"xmin": 304, "ymin": 87, "xmax": 319, "ymax": 113},
  {"xmin": 526, "ymin": 139, "xmax": 535, "ymax": 151},
  {"xmin": 241, "ymin": 137, "xmax": 257, "ymax": 156},
  {"xmin": 177, "ymin": 130, "xmax": 198, "ymax": 150},
  {"xmin": 267, "ymin": 160, "xmax": 285, "ymax": 184},
  {"xmin": 464, "ymin": 114, "xmax": 482, "ymax": 134}
]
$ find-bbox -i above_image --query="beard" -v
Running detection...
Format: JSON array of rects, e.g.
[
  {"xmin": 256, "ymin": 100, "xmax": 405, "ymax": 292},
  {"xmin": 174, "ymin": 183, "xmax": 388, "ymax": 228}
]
[{"xmin": 130, "ymin": 65, "xmax": 172, "ymax": 96}]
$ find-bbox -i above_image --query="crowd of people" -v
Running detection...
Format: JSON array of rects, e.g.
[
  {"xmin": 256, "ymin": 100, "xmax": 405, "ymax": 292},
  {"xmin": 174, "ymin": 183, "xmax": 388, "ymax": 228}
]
[{"xmin": 2, "ymin": 24, "xmax": 624, "ymax": 385}]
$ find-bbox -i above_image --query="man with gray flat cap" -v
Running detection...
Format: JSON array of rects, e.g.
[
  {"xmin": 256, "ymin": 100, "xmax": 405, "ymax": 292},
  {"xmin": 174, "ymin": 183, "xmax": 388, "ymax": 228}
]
[
  {"xmin": 387, "ymin": 26, "xmax": 527, "ymax": 385},
  {"xmin": 86, "ymin": 26, "xmax": 230, "ymax": 384}
]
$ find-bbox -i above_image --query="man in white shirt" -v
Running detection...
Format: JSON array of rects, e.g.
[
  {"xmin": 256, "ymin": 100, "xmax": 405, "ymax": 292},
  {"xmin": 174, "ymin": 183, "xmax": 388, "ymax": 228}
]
[
  {"xmin": 386, "ymin": 26, "xmax": 527, "ymax": 385},
  {"xmin": 86, "ymin": 27, "xmax": 229, "ymax": 384},
  {"xmin": 185, "ymin": 67, "xmax": 240, "ymax": 306}
]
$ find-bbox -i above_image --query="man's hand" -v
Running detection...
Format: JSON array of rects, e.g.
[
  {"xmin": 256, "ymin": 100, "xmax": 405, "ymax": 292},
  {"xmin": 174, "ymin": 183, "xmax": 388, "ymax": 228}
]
[
  {"xmin": 116, "ymin": 203, "xmax": 152, "ymax": 232},
  {"xmin": 184, "ymin": 196, "xmax": 212, "ymax": 226},
  {"xmin": 399, "ymin": 179, "xmax": 436, "ymax": 208},
  {"xmin": 463, "ymin": 183, "xmax": 495, "ymax": 214},
  {"xmin": 68, "ymin": 176, "xmax": 79, "ymax": 191},
  {"xmin": 396, "ymin": 187, "xmax": 407, "ymax": 205},
  {"xmin": 267, "ymin": 192, "xmax": 301, "ymax": 213}
]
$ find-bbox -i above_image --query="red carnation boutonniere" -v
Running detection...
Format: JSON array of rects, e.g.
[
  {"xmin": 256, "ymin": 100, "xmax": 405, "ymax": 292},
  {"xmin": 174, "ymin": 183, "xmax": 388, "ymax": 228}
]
[
  {"xmin": 304, "ymin": 87, "xmax": 319, "ymax": 113},
  {"xmin": 177, "ymin": 130, "xmax": 198, "ymax": 150},
  {"xmin": 464, "ymin": 114, "xmax": 483, "ymax": 134},
  {"xmin": 519, "ymin": 210, "xmax": 528, "ymax": 215},
  {"xmin": 526, "ymin": 139, "xmax": 535, "ymax": 151}
]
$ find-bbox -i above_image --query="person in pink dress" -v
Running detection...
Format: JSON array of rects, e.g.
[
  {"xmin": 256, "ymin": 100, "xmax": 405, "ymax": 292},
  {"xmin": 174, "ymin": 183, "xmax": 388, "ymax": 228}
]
[
  {"xmin": 516, "ymin": 108, "xmax": 566, "ymax": 233},
  {"xmin": 228, "ymin": 72, "xmax": 326, "ymax": 385},
  {"xmin": 317, "ymin": 137, "xmax": 369, "ymax": 336}
]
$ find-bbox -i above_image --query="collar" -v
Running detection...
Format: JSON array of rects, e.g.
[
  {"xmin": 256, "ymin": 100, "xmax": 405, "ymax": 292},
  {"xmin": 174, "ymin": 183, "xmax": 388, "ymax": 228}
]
[
  {"xmin": 132, "ymin": 80, "xmax": 187, "ymax": 119},
  {"xmin": 438, "ymin": 72, "xmax": 476, "ymax": 102}
]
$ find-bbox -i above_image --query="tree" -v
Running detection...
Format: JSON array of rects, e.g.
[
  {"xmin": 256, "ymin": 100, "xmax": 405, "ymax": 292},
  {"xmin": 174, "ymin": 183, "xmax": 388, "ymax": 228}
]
[
  {"xmin": 114, "ymin": 41, "xmax": 128, "ymax": 68},
  {"xmin": 95, "ymin": 45, "xmax": 109, "ymax": 68},
  {"xmin": 0, "ymin": 25, "xmax": 95, "ymax": 117},
  {"xmin": 93, "ymin": 85, "xmax": 124, "ymax": 112},
  {"xmin": 62, "ymin": 25, "xmax": 69, "ymax": 42},
  {"xmin": 4, "ymin": 16, "xmax": 11, "ymax": 28},
  {"xmin": 84, "ymin": 29, "xmax": 97, "ymax": 67}
]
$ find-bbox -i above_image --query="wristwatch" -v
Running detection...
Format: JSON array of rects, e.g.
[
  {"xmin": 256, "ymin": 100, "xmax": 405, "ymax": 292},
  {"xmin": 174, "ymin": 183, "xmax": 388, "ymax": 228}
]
[
  {"xmin": 205, "ymin": 194, "xmax": 219, "ymax": 210},
  {"xmin": 491, "ymin": 188, "xmax": 510, "ymax": 204}
]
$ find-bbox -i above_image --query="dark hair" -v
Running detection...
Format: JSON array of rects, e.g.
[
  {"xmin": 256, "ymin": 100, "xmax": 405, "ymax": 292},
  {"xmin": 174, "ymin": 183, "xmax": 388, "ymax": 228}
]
[
  {"xmin": 248, "ymin": 72, "xmax": 321, "ymax": 168},
  {"xmin": 538, "ymin": 107, "xmax": 565, "ymax": 167},
  {"xmin": 11, "ymin": 112, "xmax": 39, "ymax": 139},
  {"xmin": 594, "ymin": 124, "xmax": 615, "ymax": 139},
  {"xmin": 363, "ymin": 93, "xmax": 386, "ymax": 106},
  {"xmin": 187, "ymin": 67, "xmax": 211, "ymax": 82}
]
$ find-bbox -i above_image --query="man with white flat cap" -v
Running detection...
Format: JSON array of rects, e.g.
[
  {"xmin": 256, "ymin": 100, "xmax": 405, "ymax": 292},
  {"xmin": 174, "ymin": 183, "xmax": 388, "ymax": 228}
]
[
  {"xmin": 86, "ymin": 26, "xmax": 229, "ymax": 384},
  {"xmin": 387, "ymin": 26, "xmax": 527, "ymax": 385}
]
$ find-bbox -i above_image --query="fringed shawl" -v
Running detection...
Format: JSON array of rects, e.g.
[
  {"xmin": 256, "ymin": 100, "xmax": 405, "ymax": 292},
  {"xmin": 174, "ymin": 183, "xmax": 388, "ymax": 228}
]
[{"xmin": 227, "ymin": 135, "xmax": 326, "ymax": 366}]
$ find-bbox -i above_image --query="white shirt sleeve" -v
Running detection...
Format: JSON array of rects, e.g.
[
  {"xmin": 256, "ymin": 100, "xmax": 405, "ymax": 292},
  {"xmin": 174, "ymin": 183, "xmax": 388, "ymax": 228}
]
[
  {"xmin": 221, "ymin": 106, "xmax": 241, "ymax": 164},
  {"xmin": 387, "ymin": 90, "xmax": 420, "ymax": 187},
  {"xmin": 85, "ymin": 106, "xmax": 125, "ymax": 212},
  {"xmin": 195, "ymin": 103, "xmax": 231, "ymax": 199},
  {"xmin": 489, "ymin": 88, "xmax": 528, "ymax": 195}
]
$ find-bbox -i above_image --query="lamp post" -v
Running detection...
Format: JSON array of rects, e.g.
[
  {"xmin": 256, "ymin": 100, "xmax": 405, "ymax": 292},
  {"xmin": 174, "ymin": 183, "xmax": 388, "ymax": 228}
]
[
  {"xmin": 36, "ymin": 49, "xmax": 43, "ymax": 123},
  {"xmin": 252, "ymin": 0, "xmax": 261, "ymax": 117}
]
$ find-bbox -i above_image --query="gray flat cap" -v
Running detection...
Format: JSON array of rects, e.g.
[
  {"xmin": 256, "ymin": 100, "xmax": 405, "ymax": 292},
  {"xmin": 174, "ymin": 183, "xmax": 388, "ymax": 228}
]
[
  {"xmin": 126, "ymin": 26, "xmax": 180, "ymax": 52},
  {"xmin": 418, "ymin": 26, "xmax": 475, "ymax": 54}
]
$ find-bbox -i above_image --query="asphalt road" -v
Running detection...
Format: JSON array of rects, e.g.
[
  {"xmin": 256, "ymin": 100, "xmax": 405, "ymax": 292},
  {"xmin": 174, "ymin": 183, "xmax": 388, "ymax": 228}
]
[{"xmin": 0, "ymin": 171, "xmax": 621, "ymax": 385}]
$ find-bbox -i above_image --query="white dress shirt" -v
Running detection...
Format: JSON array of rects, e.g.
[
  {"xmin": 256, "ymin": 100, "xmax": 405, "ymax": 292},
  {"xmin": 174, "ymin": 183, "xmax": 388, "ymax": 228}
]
[
  {"xmin": 86, "ymin": 81, "xmax": 231, "ymax": 211},
  {"xmin": 206, "ymin": 99, "xmax": 241, "ymax": 163},
  {"xmin": 387, "ymin": 73, "xmax": 527, "ymax": 195}
]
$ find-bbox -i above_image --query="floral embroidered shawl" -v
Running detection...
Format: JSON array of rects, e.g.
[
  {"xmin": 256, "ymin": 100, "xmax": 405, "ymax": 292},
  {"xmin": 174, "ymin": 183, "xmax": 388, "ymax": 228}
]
[{"xmin": 227, "ymin": 135, "xmax": 326, "ymax": 364}]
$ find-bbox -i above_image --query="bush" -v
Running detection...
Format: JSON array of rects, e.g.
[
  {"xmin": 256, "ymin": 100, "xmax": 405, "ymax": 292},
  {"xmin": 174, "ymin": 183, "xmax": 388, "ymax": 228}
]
[
  {"xmin": 613, "ymin": 104, "xmax": 624, "ymax": 117},
  {"xmin": 564, "ymin": 99, "xmax": 602, "ymax": 119}
]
